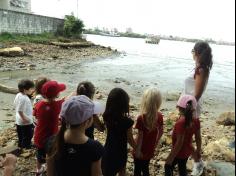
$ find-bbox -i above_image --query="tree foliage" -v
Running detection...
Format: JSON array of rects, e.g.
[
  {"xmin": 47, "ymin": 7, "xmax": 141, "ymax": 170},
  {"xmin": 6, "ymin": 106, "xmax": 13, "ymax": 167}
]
[{"xmin": 63, "ymin": 14, "xmax": 85, "ymax": 38}]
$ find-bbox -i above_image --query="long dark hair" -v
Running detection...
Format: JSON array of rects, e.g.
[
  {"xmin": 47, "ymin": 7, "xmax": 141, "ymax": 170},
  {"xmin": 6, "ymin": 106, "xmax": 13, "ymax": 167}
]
[
  {"xmin": 76, "ymin": 81, "xmax": 95, "ymax": 99},
  {"xmin": 193, "ymin": 41, "xmax": 213, "ymax": 74},
  {"xmin": 48, "ymin": 120, "xmax": 67, "ymax": 161},
  {"xmin": 48, "ymin": 120, "xmax": 81, "ymax": 160},
  {"xmin": 103, "ymin": 88, "xmax": 130, "ymax": 127},
  {"xmin": 178, "ymin": 100, "xmax": 194, "ymax": 128}
]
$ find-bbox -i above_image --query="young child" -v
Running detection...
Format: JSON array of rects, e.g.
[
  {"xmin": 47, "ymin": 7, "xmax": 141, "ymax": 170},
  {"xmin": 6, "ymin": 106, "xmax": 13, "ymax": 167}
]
[
  {"xmin": 33, "ymin": 76, "xmax": 50, "ymax": 105},
  {"xmin": 47, "ymin": 95, "xmax": 104, "ymax": 176},
  {"xmin": 133, "ymin": 87, "xmax": 164, "ymax": 176},
  {"xmin": 76, "ymin": 81, "xmax": 105, "ymax": 139},
  {"xmin": 102, "ymin": 88, "xmax": 136, "ymax": 176},
  {"xmin": 33, "ymin": 80, "xmax": 66, "ymax": 175},
  {"xmin": 14, "ymin": 79, "xmax": 35, "ymax": 149},
  {"xmin": 165, "ymin": 95, "xmax": 202, "ymax": 176}
]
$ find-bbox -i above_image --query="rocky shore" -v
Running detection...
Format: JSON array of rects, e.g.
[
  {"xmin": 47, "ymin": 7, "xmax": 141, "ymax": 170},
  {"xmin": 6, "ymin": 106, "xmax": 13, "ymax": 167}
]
[
  {"xmin": 0, "ymin": 107, "xmax": 235, "ymax": 176},
  {"xmin": 0, "ymin": 41, "xmax": 235, "ymax": 176}
]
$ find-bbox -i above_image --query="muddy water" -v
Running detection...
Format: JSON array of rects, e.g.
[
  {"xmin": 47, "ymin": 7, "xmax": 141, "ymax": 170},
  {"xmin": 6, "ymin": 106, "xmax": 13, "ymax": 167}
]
[{"xmin": 0, "ymin": 35, "xmax": 235, "ymax": 129}]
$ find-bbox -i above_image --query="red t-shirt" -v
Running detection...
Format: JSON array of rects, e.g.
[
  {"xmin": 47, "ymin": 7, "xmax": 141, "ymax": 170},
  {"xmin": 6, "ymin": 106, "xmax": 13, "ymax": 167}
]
[
  {"xmin": 33, "ymin": 99, "xmax": 64, "ymax": 148},
  {"xmin": 172, "ymin": 116, "xmax": 200, "ymax": 159},
  {"xmin": 135, "ymin": 112, "xmax": 164, "ymax": 160}
]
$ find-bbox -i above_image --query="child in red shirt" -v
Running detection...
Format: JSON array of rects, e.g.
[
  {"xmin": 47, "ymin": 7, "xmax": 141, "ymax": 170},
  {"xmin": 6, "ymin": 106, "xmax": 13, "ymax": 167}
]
[
  {"xmin": 33, "ymin": 81, "xmax": 66, "ymax": 175},
  {"xmin": 134, "ymin": 87, "xmax": 163, "ymax": 176},
  {"xmin": 165, "ymin": 95, "xmax": 202, "ymax": 176}
]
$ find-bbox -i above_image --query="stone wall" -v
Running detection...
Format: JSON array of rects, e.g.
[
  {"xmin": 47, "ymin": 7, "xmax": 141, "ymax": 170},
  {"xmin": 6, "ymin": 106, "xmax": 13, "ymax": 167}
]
[{"xmin": 0, "ymin": 9, "xmax": 64, "ymax": 34}]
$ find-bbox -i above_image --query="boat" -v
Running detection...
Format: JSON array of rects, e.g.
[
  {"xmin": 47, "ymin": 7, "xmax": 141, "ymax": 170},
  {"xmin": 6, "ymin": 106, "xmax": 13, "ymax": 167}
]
[
  {"xmin": 145, "ymin": 36, "xmax": 160, "ymax": 44},
  {"xmin": 99, "ymin": 32, "xmax": 120, "ymax": 37}
]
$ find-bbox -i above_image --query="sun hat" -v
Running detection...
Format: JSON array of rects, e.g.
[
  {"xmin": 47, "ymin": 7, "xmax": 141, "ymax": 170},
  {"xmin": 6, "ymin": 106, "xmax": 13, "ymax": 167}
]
[
  {"xmin": 60, "ymin": 95, "xmax": 103, "ymax": 125},
  {"xmin": 41, "ymin": 80, "xmax": 66, "ymax": 99},
  {"xmin": 177, "ymin": 94, "xmax": 197, "ymax": 109}
]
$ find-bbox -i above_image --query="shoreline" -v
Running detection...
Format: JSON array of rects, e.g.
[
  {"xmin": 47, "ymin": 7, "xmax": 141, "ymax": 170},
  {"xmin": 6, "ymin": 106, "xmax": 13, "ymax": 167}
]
[{"xmin": 0, "ymin": 41, "xmax": 235, "ymax": 175}]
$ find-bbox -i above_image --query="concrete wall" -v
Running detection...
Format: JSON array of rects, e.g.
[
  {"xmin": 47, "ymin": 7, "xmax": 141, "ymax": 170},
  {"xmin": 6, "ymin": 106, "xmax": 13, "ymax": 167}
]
[{"xmin": 0, "ymin": 9, "xmax": 64, "ymax": 34}]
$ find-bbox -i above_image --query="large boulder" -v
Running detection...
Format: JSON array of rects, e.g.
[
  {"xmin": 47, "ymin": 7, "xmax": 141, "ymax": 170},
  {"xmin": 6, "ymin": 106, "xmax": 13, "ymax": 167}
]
[
  {"xmin": 216, "ymin": 111, "xmax": 235, "ymax": 126},
  {"xmin": 207, "ymin": 161, "xmax": 235, "ymax": 176},
  {"xmin": 0, "ymin": 47, "xmax": 24, "ymax": 57},
  {"xmin": 204, "ymin": 137, "xmax": 235, "ymax": 162}
]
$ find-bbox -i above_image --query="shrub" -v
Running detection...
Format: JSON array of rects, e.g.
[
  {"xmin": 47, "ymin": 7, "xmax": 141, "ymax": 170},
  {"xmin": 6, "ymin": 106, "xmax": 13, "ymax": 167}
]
[{"xmin": 63, "ymin": 14, "xmax": 85, "ymax": 38}]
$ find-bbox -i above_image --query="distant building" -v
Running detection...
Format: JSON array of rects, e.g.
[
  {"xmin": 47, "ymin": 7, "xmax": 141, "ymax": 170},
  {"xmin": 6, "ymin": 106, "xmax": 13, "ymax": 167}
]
[{"xmin": 0, "ymin": 0, "xmax": 31, "ymax": 13}]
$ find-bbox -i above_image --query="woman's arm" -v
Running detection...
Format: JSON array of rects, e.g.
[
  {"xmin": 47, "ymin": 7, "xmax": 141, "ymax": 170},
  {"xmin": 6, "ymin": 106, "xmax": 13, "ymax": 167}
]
[
  {"xmin": 127, "ymin": 127, "xmax": 136, "ymax": 149},
  {"xmin": 194, "ymin": 129, "xmax": 202, "ymax": 160},
  {"xmin": 166, "ymin": 134, "xmax": 184, "ymax": 165},
  {"xmin": 194, "ymin": 69, "xmax": 208, "ymax": 101},
  {"xmin": 91, "ymin": 159, "xmax": 103, "ymax": 176}
]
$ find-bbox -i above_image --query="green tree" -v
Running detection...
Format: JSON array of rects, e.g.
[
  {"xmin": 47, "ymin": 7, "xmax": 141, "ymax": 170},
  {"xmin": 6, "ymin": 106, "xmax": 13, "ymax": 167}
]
[{"xmin": 64, "ymin": 14, "xmax": 85, "ymax": 38}]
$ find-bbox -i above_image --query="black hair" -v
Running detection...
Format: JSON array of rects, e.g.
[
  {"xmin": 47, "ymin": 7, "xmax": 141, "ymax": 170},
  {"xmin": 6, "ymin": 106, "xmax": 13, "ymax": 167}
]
[
  {"xmin": 193, "ymin": 41, "xmax": 213, "ymax": 72},
  {"xmin": 76, "ymin": 81, "xmax": 95, "ymax": 99},
  {"xmin": 18, "ymin": 79, "xmax": 35, "ymax": 92},
  {"xmin": 103, "ymin": 88, "xmax": 130, "ymax": 127},
  {"xmin": 47, "ymin": 119, "xmax": 81, "ymax": 162},
  {"xmin": 179, "ymin": 100, "xmax": 194, "ymax": 128}
]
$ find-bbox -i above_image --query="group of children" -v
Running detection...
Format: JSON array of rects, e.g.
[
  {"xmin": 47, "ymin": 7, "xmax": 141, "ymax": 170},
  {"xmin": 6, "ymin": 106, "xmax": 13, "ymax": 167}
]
[{"xmin": 13, "ymin": 77, "xmax": 202, "ymax": 176}]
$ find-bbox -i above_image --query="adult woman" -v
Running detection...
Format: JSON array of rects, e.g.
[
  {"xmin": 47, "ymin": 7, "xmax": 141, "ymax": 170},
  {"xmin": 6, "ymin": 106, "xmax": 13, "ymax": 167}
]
[
  {"xmin": 183, "ymin": 41, "xmax": 213, "ymax": 176},
  {"xmin": 183, "ymin": 41, "xmax": 213, "ymax": 117}
]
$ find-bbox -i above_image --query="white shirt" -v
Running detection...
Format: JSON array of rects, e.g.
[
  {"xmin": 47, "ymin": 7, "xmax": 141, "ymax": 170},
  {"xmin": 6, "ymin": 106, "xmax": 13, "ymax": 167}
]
[
  {"xmin": 14, "ymin": 92, "xmax": 33, "ymax": 125},
  {"xmin": 182, "ymin": 69, "xmax": 207, "ymax": 117}
]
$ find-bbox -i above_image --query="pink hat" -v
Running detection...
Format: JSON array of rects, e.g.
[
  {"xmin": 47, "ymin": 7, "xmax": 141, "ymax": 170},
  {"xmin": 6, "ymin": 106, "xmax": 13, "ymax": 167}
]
[
  {"xmin": 60, "ymin": 95, "xmax": 102, "ymax": 125},
  {"xmin": 177, "ymin": 95, "xmax": 197, "ymax": 109},
  {"xmin": 41, "ymin": 81, "xmax": 66, "ymax": 99}
]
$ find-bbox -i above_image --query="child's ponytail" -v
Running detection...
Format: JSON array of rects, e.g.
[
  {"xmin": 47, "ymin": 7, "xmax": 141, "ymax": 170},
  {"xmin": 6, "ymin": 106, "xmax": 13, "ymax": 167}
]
[{"xmin": 184, "ymin": 101, "xmax": 193, "ymax": 128}]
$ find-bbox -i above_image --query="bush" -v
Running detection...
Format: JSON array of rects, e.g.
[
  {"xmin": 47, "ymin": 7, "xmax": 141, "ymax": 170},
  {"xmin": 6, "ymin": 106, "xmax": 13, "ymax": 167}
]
[{"xmin": 63, "ymin": 14, "xmax": 85, "ymax": 38}]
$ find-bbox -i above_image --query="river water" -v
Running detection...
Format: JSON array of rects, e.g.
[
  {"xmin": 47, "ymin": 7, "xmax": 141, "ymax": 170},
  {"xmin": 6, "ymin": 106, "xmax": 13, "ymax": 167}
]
[
  {"xmin": 0, "ymin": 34, "xmax": 235, "ymax": 129},
  {"xmin": 85, "ymin": 35, "xmax": 235, "ymax": 105}
]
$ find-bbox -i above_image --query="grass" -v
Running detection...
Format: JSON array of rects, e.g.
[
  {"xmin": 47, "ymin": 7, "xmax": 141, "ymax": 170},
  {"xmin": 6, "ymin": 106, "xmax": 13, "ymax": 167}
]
[{"xmin": 0, "ymin": 32, "xmax": 83, "ymax": 44}]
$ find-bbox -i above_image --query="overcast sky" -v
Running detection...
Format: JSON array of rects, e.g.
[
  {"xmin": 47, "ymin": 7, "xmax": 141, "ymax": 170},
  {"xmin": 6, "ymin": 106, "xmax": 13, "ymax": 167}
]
[{"xmin": 31, "ymin": 0, "xmax": 235, "ymax": 42}]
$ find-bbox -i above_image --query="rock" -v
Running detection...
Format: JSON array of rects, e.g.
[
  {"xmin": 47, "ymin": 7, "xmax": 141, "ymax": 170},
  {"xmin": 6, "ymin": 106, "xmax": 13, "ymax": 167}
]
[
  {"xmin": 207, "ymin": 161, "xmax": 235, "ymax": 176},
  {"xmin": 0, "ymin": 47, "xmax": 24, "ymax": 57},
  {"xmin": 0, "ymin": 84, "xmax": 18, "ymax": 94},
  {"xmin": 204, "ymin": 137, "xmax": 235, "ymax": 162},
  {"xmin": 0, "ymin": 145, "xmax": 19, "ymax": 155},
  {"xmin": 216, "ymin": 111, "xmax": 235, "ymax": 126},
  {"xmin": 165, "ymin": 92, "xmax": 181, "ymax": 101}
]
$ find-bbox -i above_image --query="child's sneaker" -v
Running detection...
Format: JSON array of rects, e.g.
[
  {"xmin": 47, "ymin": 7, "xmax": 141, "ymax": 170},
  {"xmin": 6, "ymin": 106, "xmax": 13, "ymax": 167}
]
[
  {"xmin": 35, "ymin": 164, "xmax": 46, "ymax": 176},
  {"xmin": 191, "ymin": 160, "xmax": 204, "ymax": 176}
]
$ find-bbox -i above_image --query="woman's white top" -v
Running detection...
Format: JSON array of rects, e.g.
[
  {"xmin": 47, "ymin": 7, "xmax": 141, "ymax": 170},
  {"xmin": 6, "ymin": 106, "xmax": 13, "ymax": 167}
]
[{"xmin": 182, "ymin": 68, "xmax": 207, "ymax": 117}]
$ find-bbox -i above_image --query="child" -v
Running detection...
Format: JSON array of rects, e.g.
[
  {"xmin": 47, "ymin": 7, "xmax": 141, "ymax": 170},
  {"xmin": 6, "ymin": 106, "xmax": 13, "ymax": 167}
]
[
  {"xmin": 134, "ymin": 87, "xmax": 163, "ymax": 176},
  {"xmin": 33, "ymin": 80, "xmax": 66, "ymax": 175},
  {"xmin": 165, "ymin": 95, "xmax": 202, "ymax": 176},
  {"xmin": 14, "ymin": 79, "xmax": 35, "ymax": 149},
  {"xmin": 33, "ymin": 76, "xmax": 50, "ymax": 105},
  {"xmin": 47, "ymin": 95, "xmax": 104, "ymax": 176},
  {"xmin": 76, "ymin": 81, "xmax": 105, "ymax": 139},
  {"xmin": 102, "ymin": 88, "xmax": 136, "ymax": 176}
]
